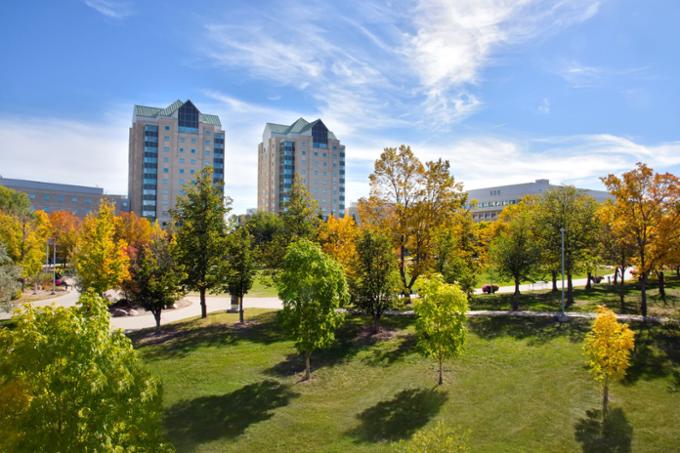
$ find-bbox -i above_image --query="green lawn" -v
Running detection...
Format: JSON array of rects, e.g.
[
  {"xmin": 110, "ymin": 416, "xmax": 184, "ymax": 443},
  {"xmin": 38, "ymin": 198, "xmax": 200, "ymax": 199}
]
[
  {"xmin": 472, "ymin": 275, "xmax": 680, "ymax": 318},
  {"xmin": 132, "ymin": 309, "xmax": 680, "ymax": 452}
]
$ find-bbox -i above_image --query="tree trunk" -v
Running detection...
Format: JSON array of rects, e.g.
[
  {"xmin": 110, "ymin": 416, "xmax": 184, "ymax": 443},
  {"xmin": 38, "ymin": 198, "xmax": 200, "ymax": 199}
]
[
  {"xmin": 304, "ymin": 351, "xmax": 311, "ymax": 381},
  {"xmin": 618, "ymin": 265, "xmax": 626, "ymax": 312},
  {"xmin": 551, "ymin": 270, "xmax": 558, "ymax": 293},
  {"xmin": 602, "ymin": 376, "xmax": 609, "ymax": 419},
  {"xmin": 512, "ymin": 277, "xmax": 520, "ymax": 311},
  {"xmin": 586, "ymin": 271, "xmax": 593, "ymax": 290},
  {"xmin": 239, "ymin": 295, "xmax": 244, "ymax": 323},
  {"xmin": 658, "ymin": 271, "xmax": 666, "ymax": 302},
  {"xmin": 438, "ymin": 356, "xmax": 443, "ymax": 385},
  {"xmin": 199, "ymin": 287, "xmax": 207, "ymax": 318},
  {"xmin": 566, "ymin": 271, "xmax": 573, "ymax": 306},
  {"xmin": 613, "ymin": 267, "xmax": 619, "ymax": 286},
  {"xmin": 640, "ymin": 272, "xmax": 648, "ymax": 319},
  {"xmin": 153, "ymin": 310, "xmax": 161, "ymax": 333},
  {"xmin": 676, "ymin": 266, "xmax": 679, "ymax": 277}
]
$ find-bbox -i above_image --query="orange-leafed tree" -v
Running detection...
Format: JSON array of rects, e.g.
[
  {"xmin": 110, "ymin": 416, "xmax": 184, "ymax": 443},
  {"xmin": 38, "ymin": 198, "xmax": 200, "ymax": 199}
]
[
  {"xmin": 583, "ymin": 306, "xmax": 635, "ymax": 418},
  {"xmin": 115, "ymin": 211, "xmax": 159, "ymax": 262},
  {"xmin": 601, "ymin": 163, "xmax": 680, "ymax": 317},
  {"xmin": 360, "ymin": 145, "xmax": 465, "ymax": 297},
  {"xmin": 49, "ymin": 211, "xmax": 80, "ymax": 265},
  {"xmin": 73, "ymin": 201, "xmax": 129, "ymax": 295}
]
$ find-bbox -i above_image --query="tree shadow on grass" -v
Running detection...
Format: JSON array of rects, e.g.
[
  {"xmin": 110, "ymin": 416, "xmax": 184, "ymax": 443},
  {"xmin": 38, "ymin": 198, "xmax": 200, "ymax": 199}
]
[
  {"xmin": 130, "ymin": 311, "xmax": 288, "ymax": 361},
  {"xmin": 574, "ymin": 408, "xmax": 633, "ymax": 453},
  {"xmin": 623, "ymin": 322, "xmax": 680, "ymax": 385},
  {"xmin": 468, "ymin": 316, "xmax": 590, "ymax": 346},
  {"xmin": 265, "ymin": 316, "xmax": 374, "ymax": 377},
  {"xmin": 165, "ymin": 380, "xmax": 298, "ymax": 452},
  {"xmin": 347, "ymin": 388, "xmax": 447, "ymax": 443},
  {"xmin": 363, "ymin": 333, "xmax": 417, "ymax": 367}
]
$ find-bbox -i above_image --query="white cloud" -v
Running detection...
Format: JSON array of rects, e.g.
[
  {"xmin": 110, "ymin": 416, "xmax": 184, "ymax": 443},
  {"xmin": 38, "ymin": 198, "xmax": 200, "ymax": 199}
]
[
  {"xmin": 406, "ymin": 0, "xmax": 600, "ymax": 122},
  {"xmin": 84, "ymin": 0, "xmax": 133, "ymax": 19},
  {"xmin": 0, "ymin": 114, "xmax": 129, "ymax": 195},
  {"xmin": 538, "ymin": 97, "xmax": 550, "ymax": 114},
  {"xmin": 201, "ymin": 0, "xmax": 600, "ymax": 129}
]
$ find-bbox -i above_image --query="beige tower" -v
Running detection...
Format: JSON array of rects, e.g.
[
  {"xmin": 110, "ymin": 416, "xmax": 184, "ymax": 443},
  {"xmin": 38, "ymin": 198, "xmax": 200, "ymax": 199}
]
[
  {"xmin": 128, "ymin": 100, "xmax": 225, "ymax": 226},
  {"xmin": 257, "ymin": 118, "xmax": 345, "ymax": 218}
]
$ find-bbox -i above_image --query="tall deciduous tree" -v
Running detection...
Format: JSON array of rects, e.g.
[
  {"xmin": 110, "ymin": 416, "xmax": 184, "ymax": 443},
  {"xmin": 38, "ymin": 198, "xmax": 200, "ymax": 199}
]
[
  {"xmin": 318, "ymin": 215, "xmax": 359, "ymax": 277},
  {"xmin": 489, "ymin": 202, "xmax": 540, "ymax": 310},
  {"xmin": 433, "ymin": 210, "xmax": 485, "ymax": 300},
  {"xmin": 245, "ymin": 210, "xmax": 285, "ymax": 268},
  {"xmin": 0, "ymin": 186, "xmax": 31, "ymax": 217},
  {"xmin": 601, "ymin": 163, "xmax": 680, "ymax": 317},
  {"xmin": 361, "ymin": 145, "xmax": 465, "ymax": 297},
  {"xmin": 124, "ymin": 232, "xmax": 186, "ymax": 332},
  {"xmin": 281, "ymin": 175, "xmax": 321, "ymax": 241},
  {"xmin": 583, "ymin": 306, "xmax": 635, "ymax": 418},
  {"xmin": 0, "ymin": 291, "xmax": 171, "ymax": 451},
  {"xmin": 414, "ymin": 274, "xmax": 468, "ymax": 385},
  {"xmin": 171, "ymin": 167, "xmax": 230, "ymax": 318},
  {"xmin": 223, "ymin": 226, "xmax": 256, "ymax": 323},
  {"xmin": 597, "ymin": 202, "xmax": 635, "ymax": 310},
  {"xmin": 73, "ymin": 200, "xmax": 129, "ymax": 295},
  {"xmin": 48, "ymin": 211, "xmax": 80, "ymax": 266},
  {"xmin": 352, "ymin": 229, "xmax": 397, "ymax": 331},
  {"xmin": 533, "ymin": 187, "xmax": 600, "ymax": 306},
  {"xmin": 277, "ymin": 239, "xmax": 348, "ymax": 380}
]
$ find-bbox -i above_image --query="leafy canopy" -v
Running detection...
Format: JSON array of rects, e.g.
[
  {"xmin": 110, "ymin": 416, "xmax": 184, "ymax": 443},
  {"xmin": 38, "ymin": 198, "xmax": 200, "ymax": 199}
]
[
  {"xmin": 277, "ymin": 239, "xmax": 348, "ymax": 355},
  {"xmin": 414, "ymin": 274, "xmax": 468, "ymax": 362},
  {"xmin": 584, "ymin": 306, "xmax": 635, "ymax": 384},
  {"xmin": 0, "ymin": 291, "xmax": 171, "ymax": 451},
  {"xmin": 73, "ymin": 200, "xmax": 129, "ymax": 294}
]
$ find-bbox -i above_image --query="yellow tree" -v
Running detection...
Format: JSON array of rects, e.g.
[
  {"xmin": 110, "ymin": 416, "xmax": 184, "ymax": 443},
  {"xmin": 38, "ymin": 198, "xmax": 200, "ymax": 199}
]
[
  {"xmin": 583, "ymin": 306, "xmax": 635, "ymax": 417},
  {"xmin": 317, "ymin": 215, "xmax": 359, "ymax": 277},
  {"xmin": 596, "ymin": 202, "xmax": 635, "ymax": 310},
  {"xmin": 73, "ymin": 201, "xmax": 129, "ymax": 295},
  {"xmin": 601, "ymin": 163, "xmax": 680, "ymax": 317},
  {"xmin": 0, "ymin": 210, "xmax": 51, "ymax": 291}
]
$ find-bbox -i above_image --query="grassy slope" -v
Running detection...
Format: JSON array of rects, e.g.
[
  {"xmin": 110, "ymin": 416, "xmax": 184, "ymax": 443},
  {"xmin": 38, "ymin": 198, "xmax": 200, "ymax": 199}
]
[
  {"xmin": 472, "ymin": 275, "xmax": 680, "ymax": 318},
  {"xmin": 133, "ymin": 310, "xmax": 680, "ymax": 452}
]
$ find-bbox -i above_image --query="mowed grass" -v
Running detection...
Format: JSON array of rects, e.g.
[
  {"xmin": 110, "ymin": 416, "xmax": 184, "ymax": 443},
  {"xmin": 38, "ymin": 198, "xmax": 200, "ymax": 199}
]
[
  {"xmin": 132, "ymin": 309, "xmax": 680, "ymax": 452},
  {"xmin": 472, "ymin": 275, "xmax": 680, "ymax": 318}
]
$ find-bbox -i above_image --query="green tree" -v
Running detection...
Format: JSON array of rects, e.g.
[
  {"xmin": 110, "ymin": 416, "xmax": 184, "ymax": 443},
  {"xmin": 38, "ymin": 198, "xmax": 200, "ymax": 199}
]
[
  {"xmin": 584, "ymin": 306, "xmax": 635, "ymax": 417},
  {"xmin": 489, "ymin": 202, "xmax": 540, "ymax": 310},
  {"xmin": 171, "ymin": 167, "xmax": 230, "ymax": 318},
  {"xmin": 0, "ymin": 291, "xmax": 171, "ymax": 451},
  {"xmin": 0, "ymin": 243, "xmax": 20, "ymax": 312},
  {"xmin": 533, "ymin": 187, "xmax": 600, "ymax": 306},
  {"xmin": 352, "ymin": 229, "xmax": 397, "ymax": 331},
  {"xmin": 414, "ymin": 274, "xmax": 468, "ymax": 385},
  {"xmin": 245, "ymin": 210, "xmax": 285, "ymax": 268},
  {"xmin": 124, "ymin": 232, "xmax": 186, "ymax": 332},
  {"xmin": 281, "ymin": 175, "xmax": 321, "ymax": 241},
  {"xmin": 73, "ymin": 200, "xmax": 129, "ymax": 295},
  {"xmin": 277, "ymin": 239, "xmax": 348, "ymax": 380},
  {"xmin": 0, "ymin": 185, "xmax": 31, "ymax": 217},
  {"xmin": 223, "ymin": 226, "xmax": 256, "ymax": 323}
]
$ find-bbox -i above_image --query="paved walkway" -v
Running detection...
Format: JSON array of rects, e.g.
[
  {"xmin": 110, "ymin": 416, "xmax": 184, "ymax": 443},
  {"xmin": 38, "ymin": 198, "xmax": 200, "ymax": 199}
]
[{"xmin": 4, "ymin": 269, "xmax": 656, "ymax": 332}]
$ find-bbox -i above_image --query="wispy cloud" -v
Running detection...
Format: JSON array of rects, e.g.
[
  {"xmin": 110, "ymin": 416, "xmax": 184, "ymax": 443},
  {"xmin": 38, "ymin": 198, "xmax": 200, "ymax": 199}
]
[
  {"xmin": 201, "ymin": 0, "xmax": 600, "ymax": 129},
  {"xmin": 84, "ymin": 0, "xmax": 133, "ymax": 19},
  {"xmin": 538, "ymin": 97, "xmax": 550, "ymax": 114},
  {"xmin": 556, "ymin": 60, "xmax": 655, "ymax": 88}
]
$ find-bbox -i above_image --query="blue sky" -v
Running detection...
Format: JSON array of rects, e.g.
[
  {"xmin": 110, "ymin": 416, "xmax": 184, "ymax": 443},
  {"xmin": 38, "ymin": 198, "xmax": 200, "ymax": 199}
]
[{"xmin": 1, "ymin": 0, "xmax": 679, "ymax": 213}]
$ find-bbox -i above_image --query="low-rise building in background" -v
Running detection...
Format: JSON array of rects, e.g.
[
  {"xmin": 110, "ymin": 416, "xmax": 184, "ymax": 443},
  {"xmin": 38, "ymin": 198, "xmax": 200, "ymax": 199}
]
[
  {"xmin": 466, "ymin": 179, "xmax": 611, "ymax": 222},
  {"xmin": 0, "ymin": 177, "xmax": 128, "ymax": 217}
]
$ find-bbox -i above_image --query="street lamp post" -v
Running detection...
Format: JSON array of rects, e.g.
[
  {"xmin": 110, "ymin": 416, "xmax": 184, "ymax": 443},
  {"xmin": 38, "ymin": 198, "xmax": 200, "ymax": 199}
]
[
  {"xmin": 51, "ymin": 239, "xmax": 56, "ymax": 294},
  {"xmin": 559, "ymin": 226, "xmax": 566, "ymax": 320}
]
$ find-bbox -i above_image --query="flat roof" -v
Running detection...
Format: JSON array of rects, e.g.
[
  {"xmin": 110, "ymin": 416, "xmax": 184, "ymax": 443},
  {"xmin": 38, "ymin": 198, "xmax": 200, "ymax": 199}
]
[{"xmin": 0, "ymin": 177, "xmax": 104, "ymax": 195}]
